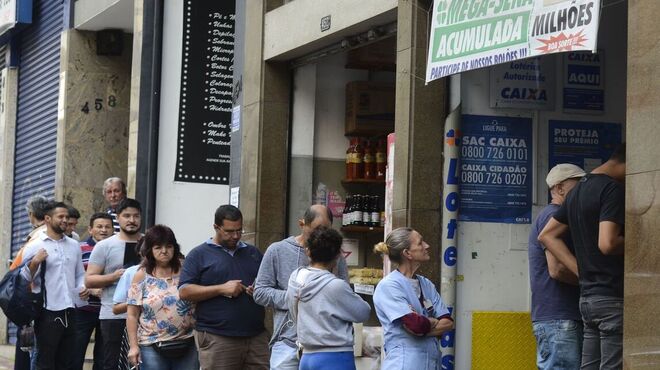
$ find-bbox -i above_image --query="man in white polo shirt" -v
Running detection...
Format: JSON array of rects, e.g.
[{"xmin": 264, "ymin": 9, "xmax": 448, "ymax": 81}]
[{"xmin": 22, "ymin": 201, "xmax": 87, "ymax": 369}]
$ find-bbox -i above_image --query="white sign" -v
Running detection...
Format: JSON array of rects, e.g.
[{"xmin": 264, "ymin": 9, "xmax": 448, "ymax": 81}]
[
  {"xmin": 353, "ymin": 283, "xmax": 375, "ymax": 295},
  {"xmin": 426, "ymin": 0, "xmax": 601, "ymax": 83},
  {"xmin": 529, "ymin": 0, "xmax": 600, "ymax": 56},
  {"xmin": 231, "ymin": 105, "xmax": 240, "ymax": 133},
  {"xmin": 230, "ymin": 187, "xmax": 239, "ymax": 207},
  {"xmin": 0, "ymin": 0, "xmax": 17, "ymax": 36},
  {"xmin": 341, "ymin": 238, "xmax": 359, "ymax": 266},
  {"xmin": 490, "ymin": 56, "xmax": 555, "ymax": 109}
]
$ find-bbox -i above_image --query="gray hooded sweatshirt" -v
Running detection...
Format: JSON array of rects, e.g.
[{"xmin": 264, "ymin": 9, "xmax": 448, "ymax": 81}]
[
  {"xmin": 286, "ymin": 267, "xmax": 371, "ymax": 353},
  {"xmin": 253, "ymin": 236, "xmax": 349, "ymax": 348}
]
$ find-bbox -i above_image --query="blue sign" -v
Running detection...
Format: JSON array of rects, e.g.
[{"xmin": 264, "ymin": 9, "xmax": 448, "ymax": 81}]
[
  {"xmin": 548, "ymin": 120, "xmax": 622, "ymax": 172},
  {"xmin": 563, "ymin": 51, "xmax": 604, "ymax": 112},
  {"xmin": 459, "ymin": 115, "xmax": 533, "ymax": 224}
]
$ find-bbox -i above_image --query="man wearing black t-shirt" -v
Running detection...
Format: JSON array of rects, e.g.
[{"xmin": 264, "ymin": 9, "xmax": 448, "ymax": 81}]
[{"xmin": 539, "ymin": 144, "xmax": 626, "ymax": 370}]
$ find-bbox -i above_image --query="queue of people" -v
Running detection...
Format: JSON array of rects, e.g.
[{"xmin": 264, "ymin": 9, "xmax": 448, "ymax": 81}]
[
  {"xmin": 7, "ymin": 145, "xmax": 625, "ymax": 370},
  {"xmin": 6, "ymin": 172, "xmax": 456, "ymax": 370}
]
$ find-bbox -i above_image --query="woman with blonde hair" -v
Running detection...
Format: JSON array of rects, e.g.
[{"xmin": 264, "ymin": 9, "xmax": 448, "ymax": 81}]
[{"xmin": 373, "ymin": 227, "xmax": 454, "ymax": 370}]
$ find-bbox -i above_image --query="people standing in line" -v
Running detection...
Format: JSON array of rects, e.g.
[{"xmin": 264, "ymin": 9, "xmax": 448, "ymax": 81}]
[
  {"xmin": 373, "ymin": 227, "xmax": 454, "ymax": 370},
  {"xmin": 85, "ymin": 198, "xmax": 143, "ymax": 370},
  {"xmin": 286, "ymin": 227, "xmax": 370, "ymax": 370},
  {"xmin": 11, "ymin": 195, "xmax": 49, "ymax": 370},
  {"xmin": 529, "ymin": 164, "xmax": 586, "ymax": 369},
  {"xmin": 65, "ymin": 206, "xmax": 81, "ymax": 241},
  {"xmin": 126, "ymin": 225, "xmax": 197, "ymax": 370},
  {"xmin": 179, "ymin": 205, "xmax": 269, "ymax": 370},
  {"xmin": 102, "ymin": 177, "xmax": 126, "ymax": 234},
  {"xmin": 72, "ymin": 212, "xmax": 114, "ymax": 370},
  {"xmin": 21, "ymin": 201, "xmax": 88, "ymax": 370},
  {"xmin": 540, "ymin": 145, "xmax": 626, "ymax": 370},
  {"xmin": 253, "ymin": 204, "xmax": 349, "ymax": 370}
]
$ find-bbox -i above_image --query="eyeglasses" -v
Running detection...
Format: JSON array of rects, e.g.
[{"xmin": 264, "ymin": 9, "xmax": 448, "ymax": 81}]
[{"xmin": 220, "ymin": 228, "xmax": 243, "ymax": 236}]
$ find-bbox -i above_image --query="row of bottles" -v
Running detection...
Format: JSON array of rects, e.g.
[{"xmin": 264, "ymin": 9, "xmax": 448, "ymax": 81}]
[
  {"xmin": 346, "ymin": 138, "xmax": 386, "ymax": 180},
  {"xmin": 342, "ymin": 195, "xmax": 384, "ymax": 227}
]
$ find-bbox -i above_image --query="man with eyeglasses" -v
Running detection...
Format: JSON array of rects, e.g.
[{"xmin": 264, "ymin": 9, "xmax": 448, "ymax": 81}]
[{"xmin": 179, "ymin": 204, "xmax": 268, "ymax": 370}]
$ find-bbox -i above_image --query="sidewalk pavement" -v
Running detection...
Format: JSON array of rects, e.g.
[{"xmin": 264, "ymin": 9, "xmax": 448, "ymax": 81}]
[
  {"xmin": 0, "ymin": 343, "xmax": 95, "ymax": 369},
  {"xmin": 0, "ymin": 344, "xmax": 14, "ymax": 369}
]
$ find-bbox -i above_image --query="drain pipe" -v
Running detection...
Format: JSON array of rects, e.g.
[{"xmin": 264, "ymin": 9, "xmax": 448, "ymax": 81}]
[{"xmin": 440, "ymin": 74, "xmax": 461, "ymax": 369}]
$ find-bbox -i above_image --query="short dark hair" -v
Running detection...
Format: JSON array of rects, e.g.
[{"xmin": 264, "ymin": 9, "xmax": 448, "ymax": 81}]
[
  {"xmin": 214, "ymin": 205, "xmax": 242, "ymax": 226},
  {"xmin": 141, "ymin": 224, "xmax": 181, "ymax": 274},
  {"xmin": 44, "ymin": 201, "xmax": 69, "ymax": 217},
  {"xmin": 116, "ymin": 198, "xmax": 142, "ymax": 215},
  {"xmin": 610, "ymin": 143, "xmax": 625, "ymax": 163},
  {"xmin": 305, "ymin": 226, "xmax": 343, "ymax": 264},
  {"xmin": 303, "ymin": 205, "xmax": 333, "ymax": 225},
  {"xmin": 67, "ymin": 206, "xmax": 80, "ymax": 219},
  {"xmin": 25, "ymin": 195, "xmax": 49, "ymax": 221},
  {"xmin": 89, "ymin": 212, "xmax": 113, "ymax": 227}
]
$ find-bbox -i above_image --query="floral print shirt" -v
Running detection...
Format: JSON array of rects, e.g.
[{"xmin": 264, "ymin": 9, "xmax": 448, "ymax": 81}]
[{"xmin": 127, "ymin": 273, "xmax": 195, "ymax": 345}]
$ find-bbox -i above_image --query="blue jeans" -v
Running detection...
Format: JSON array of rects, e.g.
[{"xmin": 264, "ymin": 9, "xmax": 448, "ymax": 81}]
[
  {"xmin": 270, "ymin": 341, "xmax": 299, "ymax": 370},
  {"xmin": 300, "ymin": 351, "xmax": 356, "ymax": 370},
  {"xmin": 533, "ymin": 320, "xmax": 583, "ymax": 370},
  {"xmin": 138, "ymin": 343, "xmax": 199, "ymax": 370},
  {"xmin": 579, "ymin": 296, "xmax": 623, "ymax": 370}
]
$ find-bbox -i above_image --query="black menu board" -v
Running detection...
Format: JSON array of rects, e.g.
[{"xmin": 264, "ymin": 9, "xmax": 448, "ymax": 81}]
[{"xmin": 174, "ymin": 0, "xmax": 235, "ymax": 184}]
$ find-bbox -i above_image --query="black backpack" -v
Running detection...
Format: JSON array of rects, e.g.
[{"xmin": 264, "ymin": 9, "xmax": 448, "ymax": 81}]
[{"xmin": 0, "ymin": 258, "xmax": 46, "ymax": 326}]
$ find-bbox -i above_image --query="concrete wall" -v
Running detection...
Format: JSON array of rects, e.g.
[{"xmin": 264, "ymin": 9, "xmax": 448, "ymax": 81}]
[
  {"xmin": 155, "ymin": 0, "xmax": 229, "ymax": 252},
  {"xmin": 0, "ymin": 67, "xmax": 18, "ymax": 343},
  {"xmin": 55, "ymin": 30, "xmax": 132, "ymax": 238},
  {"xmin": 455, "ymin": 2, "xmax": 628, "ymax": 368},
  {"xmin": 624, "ymin": 1, "xmax": 660, "ymax": 369},
  {"xmin": 264, "ymin": 0, "xmax": 397, "ymax": 60}
]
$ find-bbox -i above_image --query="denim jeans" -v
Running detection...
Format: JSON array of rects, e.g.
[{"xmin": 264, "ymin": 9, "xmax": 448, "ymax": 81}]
[
  {"xmin": 138, "ymin": 343, "xmax": 199, "ymax": 370},
  {"xmin": 579, "ymin": 295, "xmax": 623, "ymax": 370},
  {"xmin": 269, "ymin": 341, "xmax": 299, "ymax": 370},
  {"xmin": 299, "ymin": 351, "xmax": 356, "ymax": 370},
  {"xmin": 533, "ymin": 320, "xmax": 583, "ymax": 370}
]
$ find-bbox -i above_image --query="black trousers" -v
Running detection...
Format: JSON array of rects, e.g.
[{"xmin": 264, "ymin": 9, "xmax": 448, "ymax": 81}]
[
  {"xmin": 34, "ymin": 308, "xmax": 76, "ymax": 370},
  {"xmin": 14, "ymin": 325, "xmax": 31, "ymax": 370},
  {"xmin": 99, "ymin": 319, "xmax": 126, "ymax": 370},
  {"xmin": 72, "ymin": 309, "xmax": 103, "ymax": 370}
]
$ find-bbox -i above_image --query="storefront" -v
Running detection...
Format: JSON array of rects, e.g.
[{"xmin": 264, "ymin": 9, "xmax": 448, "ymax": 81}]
[{"xmin": 231, "ymin": 0, "xmax": 638, "ymax": 369}]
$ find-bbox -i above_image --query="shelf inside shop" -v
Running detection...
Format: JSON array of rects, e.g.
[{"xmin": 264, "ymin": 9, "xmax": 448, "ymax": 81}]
[
  {"xmin": 341, "ymin": 178, "xmax": 385, "ymax": 185},
  {"xmin": 341, "ymin": 225, "xmax": 385, "ymax": 234}
]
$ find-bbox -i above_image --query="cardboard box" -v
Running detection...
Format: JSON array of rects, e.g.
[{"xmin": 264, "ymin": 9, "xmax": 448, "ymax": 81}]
[{"xmin": 345, "ymin": 81, "xmax": 395, "ymax": 136}]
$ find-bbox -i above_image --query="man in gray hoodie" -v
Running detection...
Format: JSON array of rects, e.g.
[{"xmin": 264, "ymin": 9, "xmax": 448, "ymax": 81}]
[{"xmin": 253, "ymin": 204, "xmax": 349, "ymax": 370}]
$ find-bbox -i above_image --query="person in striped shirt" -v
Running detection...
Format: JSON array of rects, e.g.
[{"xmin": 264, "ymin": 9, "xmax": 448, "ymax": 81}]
[{"xmin": 103, "ymin": 177, "xmax": 126, "ymax": 234}]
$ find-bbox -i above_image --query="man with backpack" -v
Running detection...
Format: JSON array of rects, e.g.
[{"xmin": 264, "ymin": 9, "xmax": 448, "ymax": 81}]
[{"xmin": 21, "ymin": 201, "xmax": 88, "ymax": 369}]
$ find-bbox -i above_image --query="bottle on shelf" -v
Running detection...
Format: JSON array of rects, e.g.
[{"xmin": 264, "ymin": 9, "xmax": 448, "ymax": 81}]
[
  {"xmin": 362, "ymin": 194, "xmax": 371, "ymax": 226},
  {"xmin": 352, "ymin": 195, "xmax": 364, "ymax": 226},
  {"xmin": 342, "ymin": 195, "xmax": 352, "ymax": 227},
  {"xmin": 363, "ymin": 140, "xmax": 376, "ymax": 180},
  {"xmin": 376, "ymin": 138, "xmax": 386, "ymax": 181},
  {"xmin": 345, "ymin": 138, "xmax": 364, "ymax": 180},
  {"xmin": 370, "ymin": 196, "xmax": 381, "ymax": 227}
]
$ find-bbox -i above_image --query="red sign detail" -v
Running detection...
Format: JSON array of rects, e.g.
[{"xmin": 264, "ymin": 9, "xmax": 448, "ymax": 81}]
[{"xmin": 535, "ymin": 30, "xmax": 589, "ymax": 54}]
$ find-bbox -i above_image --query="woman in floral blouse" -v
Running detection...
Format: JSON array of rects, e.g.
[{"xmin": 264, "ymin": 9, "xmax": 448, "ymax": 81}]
[{"xmin": 126, "ymin": 225, "xmax": 197, "ymax": 370}]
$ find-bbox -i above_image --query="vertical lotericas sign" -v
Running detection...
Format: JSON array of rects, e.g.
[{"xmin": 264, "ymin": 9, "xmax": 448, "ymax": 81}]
[{"xmin": 175, "ymin": 0, "xmax": 235, "ymax": 184}]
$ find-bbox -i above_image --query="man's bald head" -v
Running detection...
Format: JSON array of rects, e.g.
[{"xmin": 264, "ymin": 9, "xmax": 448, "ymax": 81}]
[{"xmin": 303, "ymin": 204, "xmax": 333, "ymax": 226}]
